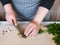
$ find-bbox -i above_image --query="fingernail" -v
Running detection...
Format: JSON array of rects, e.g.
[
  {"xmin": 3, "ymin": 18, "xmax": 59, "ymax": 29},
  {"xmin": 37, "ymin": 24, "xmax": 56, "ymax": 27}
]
[
  {"xmin": 15, "ymin": 24, "xmax": 17, "ymax": 26},
  {"xmin": 26, "ymin": 34, "xmax": 29, "ymax": 37}
]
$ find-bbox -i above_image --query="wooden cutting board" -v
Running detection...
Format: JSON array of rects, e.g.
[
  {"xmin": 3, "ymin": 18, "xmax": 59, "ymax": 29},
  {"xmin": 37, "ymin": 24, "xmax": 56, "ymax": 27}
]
[{"xmin": 0, "ymin": 24, "xmax": 56, "ymax": 45}]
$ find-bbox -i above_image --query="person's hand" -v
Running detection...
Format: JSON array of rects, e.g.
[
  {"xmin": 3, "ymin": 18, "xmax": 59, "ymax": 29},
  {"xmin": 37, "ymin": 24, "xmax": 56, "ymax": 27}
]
[
  {"xmin": 5, "ymin": 10, "xmax": 17, "ymax": 25},
  {"xmin": 4, "ymin": 4, "xmax": 17, "ymax": 25},
  {"xmin": 24, "ymin": 21, "xmax": 40, "ymax": 37}
]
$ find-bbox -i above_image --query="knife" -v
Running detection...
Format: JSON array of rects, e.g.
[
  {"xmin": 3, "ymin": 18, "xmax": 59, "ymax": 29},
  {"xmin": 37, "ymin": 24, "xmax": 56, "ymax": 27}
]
[{"xmin": 12, "ymin": 20, "xmax": 27, "ymax": 38}]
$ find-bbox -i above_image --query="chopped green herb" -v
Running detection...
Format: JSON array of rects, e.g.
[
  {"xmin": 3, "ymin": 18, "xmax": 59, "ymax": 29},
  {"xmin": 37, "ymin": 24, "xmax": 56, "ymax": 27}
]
[
  {"xmin": 47, "ymin": 23, "xmax": 60, "ymax": 35},
  {"xmin": 53, "ymin": 35, "xmax": 60, "ymax": 45},
  {"xmin": 18, "ymin": 33, "xmax": 22, "ymax": 37},
  {"xmin": 39, "ymin": 23, "xmax": 60, "ymax": 45},
  {"xmin": 47, "ymin": 23, "xmax": 60, "ymax": 45},
  {"xmin": 18, "ymin": 33, "xmax": 27, "ymax": 38},
  {"xmin": 38, "ymin": 30, "xmax": 44, "ymax": 34}
]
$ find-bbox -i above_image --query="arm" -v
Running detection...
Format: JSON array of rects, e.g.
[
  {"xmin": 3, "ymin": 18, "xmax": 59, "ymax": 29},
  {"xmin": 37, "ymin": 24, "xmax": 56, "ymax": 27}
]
[
  {"xmin": 4, "ymin": 4, "xmax": 17, "ymax": 25},
  {"xmin": 24, "ymin": 7, "xmax": 49, "ymax": 37},
  {"xmin": 24, "ymin": 0, "xmax": 55, "ymax": 37},
  {"xmin": 33, "ymin": 6, "xmax": 49, "ymax": 24},
  {"xmin": 33, "ymin": 0, "xmax": 55, "ymax": 24}
]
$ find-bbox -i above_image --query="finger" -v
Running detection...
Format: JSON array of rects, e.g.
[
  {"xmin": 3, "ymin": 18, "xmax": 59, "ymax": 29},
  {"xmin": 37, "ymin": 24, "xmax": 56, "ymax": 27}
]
[
  {"xmin": 29, "ymin": 28, "xmax": 36, "ymax": 37},
  {"xmin": 24, "ymin": 24, "xmax": 31, "ymax": 35},
  {"xmin": 25, "ymin": 26, "xmax": 33, "ymax": 36},
  {"xmin": 13, "ymin": 18, "xmax": 17, "ymax": 26},
  {"xmin": 32, "ymin": 29, "xmax": 38, "ymax": 37}
]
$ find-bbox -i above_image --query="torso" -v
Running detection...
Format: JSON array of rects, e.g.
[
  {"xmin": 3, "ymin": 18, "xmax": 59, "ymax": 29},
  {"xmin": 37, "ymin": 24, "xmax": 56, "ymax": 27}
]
[{"xmin": 11, "ymin": 0, "xmax": 40, "ymax": 20}]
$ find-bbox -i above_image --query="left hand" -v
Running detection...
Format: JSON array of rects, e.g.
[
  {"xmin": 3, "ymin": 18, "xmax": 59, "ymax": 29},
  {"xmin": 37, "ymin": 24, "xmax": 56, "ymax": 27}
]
[{"xmin": 24, "ymin": 21, "xmax": 40, "ymax": 37}]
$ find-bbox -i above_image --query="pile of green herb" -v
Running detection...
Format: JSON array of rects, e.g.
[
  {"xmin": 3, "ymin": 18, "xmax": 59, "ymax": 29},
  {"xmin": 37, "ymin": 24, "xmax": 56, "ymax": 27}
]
[
  {"xmin": 39, "ymin": 23, "xmax": 60, "ymax": 45},
  {"xmin": 47, "ymin": 23, "xmax": 60, "ymax": 45},
  {"xmin": 47, "ymin": 23, "xmax": 60, "ymax": 35},
  {"xmin": 53, "ymin": 35, "xmax": 60, "ymax": 45}
]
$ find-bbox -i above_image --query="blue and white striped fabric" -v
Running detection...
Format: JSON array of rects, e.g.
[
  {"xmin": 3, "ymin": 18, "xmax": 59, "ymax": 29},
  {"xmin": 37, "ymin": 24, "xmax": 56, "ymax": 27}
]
[{"xmin": 12, "ymin": 0, "xmax": 50, "ymax": 21}]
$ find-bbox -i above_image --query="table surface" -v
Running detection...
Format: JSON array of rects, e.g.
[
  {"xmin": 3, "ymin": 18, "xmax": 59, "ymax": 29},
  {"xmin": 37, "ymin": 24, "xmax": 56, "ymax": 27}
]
[{"xmin": 0, "ymin": 21, "xmax": 58, "ymax": 45}]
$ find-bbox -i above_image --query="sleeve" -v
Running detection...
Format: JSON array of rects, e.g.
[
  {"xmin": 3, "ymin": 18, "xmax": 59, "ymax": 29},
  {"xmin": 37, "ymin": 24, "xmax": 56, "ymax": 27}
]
[
  {"xmin": 39, "ymin": 0, "xmax": 55, "ymax": 10},
  {"xmin": 0, "ymin": 0, "xmax": 11, "ymax": 6}
]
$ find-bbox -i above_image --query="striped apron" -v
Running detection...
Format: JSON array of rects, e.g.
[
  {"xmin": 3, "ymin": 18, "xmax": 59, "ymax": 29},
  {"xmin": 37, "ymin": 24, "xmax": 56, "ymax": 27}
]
[{"xmin": 11, "ymin": 0, "xmax": 50, "ymax": 21}]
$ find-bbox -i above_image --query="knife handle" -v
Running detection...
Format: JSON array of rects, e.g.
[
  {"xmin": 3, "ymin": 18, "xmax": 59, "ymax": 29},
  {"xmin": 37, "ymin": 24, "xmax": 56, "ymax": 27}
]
[{"xmin": 12, "ymin": 19, "xmax": 15, "ymax": 26}]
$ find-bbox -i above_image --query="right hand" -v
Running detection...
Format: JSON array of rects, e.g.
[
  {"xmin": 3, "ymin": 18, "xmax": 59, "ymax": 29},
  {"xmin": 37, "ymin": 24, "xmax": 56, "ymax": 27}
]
[
  {"xmin": 5, "ymin": 10, "xmax": 17, "ymax": 25},
  {"xmin": 4, "ymin": 4, "xmax": 17, "ymax": 25}
]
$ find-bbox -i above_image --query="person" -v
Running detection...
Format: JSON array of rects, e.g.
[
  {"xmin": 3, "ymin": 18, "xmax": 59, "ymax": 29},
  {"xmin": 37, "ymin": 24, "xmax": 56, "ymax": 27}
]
[{"xmin": 0, "ymin": 0, "xmax": 55, "ymax": 37}]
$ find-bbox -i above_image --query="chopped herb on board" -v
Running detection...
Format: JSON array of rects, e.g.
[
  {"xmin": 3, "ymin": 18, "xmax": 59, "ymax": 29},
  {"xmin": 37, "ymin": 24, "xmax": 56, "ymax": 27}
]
[
  {"xmin": 38, "ymin": 30, "xmax": 44, "ymax": 34},
  {"xmin": 17, "ymin": 23, "xmax": 60, "ymax": 45},
  {"xmin": 47, "ymin": 23, "xmax": 60, "ymax": 45},
  {"xmin": 18, "ymin": 33, "xmax": 27, "ymax": 38},
  {"xmin": 47, "ymin": 23, "xmax": 60, "ymax": 35},
  {"xmin": 39, "ymin": 23, "xmax": 60, "ymax": 45},
  {"xmin": 53, "ymin": 35, "xmax": 60, "ymax": 45}
]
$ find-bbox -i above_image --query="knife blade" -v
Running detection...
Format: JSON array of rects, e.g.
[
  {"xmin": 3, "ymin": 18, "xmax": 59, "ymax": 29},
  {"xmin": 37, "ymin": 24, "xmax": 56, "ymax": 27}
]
[{"xmin": 12, "ymin": 20, "xmax": 26, "ymax": 38}]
